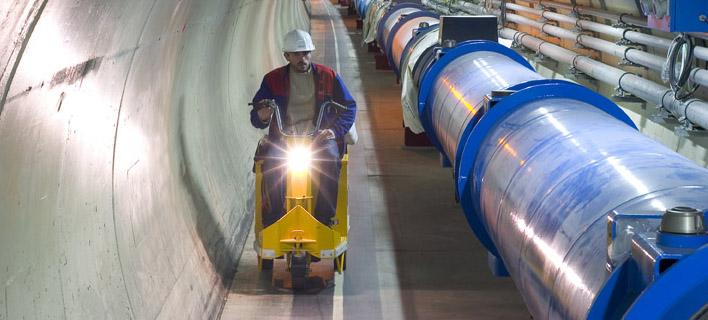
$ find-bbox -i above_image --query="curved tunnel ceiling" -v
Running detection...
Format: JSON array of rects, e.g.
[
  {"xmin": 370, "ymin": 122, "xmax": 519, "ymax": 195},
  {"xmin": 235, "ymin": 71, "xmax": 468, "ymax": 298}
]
[{"xmin": 0, "ymin": 0, "xmax": 308, "ymax": 318}]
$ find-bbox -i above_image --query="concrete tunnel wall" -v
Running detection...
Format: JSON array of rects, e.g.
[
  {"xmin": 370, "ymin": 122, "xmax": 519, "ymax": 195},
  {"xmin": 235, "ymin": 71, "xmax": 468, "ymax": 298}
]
[{"xmin": 0, "ymin": 0, "xmax": 308, "ymax": 318}]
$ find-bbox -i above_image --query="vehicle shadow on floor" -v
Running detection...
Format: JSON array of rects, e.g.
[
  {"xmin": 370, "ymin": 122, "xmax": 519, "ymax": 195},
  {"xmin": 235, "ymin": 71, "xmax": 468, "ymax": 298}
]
[{"xmin": 223, "ymin": 236, "xmax": 341, "ymax": 319}]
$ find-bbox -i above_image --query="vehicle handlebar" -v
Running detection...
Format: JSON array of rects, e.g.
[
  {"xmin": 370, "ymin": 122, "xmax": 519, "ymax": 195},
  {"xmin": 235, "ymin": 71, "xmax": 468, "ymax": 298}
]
[{"xmin": 250, "ymin": 99, "xmax": 347, "ymax": 138}]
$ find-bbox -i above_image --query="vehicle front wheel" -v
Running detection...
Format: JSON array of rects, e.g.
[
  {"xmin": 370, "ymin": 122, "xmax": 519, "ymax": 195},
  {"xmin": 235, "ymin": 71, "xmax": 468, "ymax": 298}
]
[
  {"xmin": 291, "ymin": 254, "xmax": 308, "ymax": 290},
  {"xmin": 261, "ymin": 258, "xmax": 273, "ymax": 270}
]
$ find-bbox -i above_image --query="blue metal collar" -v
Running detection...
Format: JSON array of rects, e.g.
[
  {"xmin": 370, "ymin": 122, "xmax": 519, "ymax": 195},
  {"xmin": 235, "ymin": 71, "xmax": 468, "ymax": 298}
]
[
  {"xmin": 417, "ymin": 40, "xmax": 535, "ymax": 155},
  {"xmin": 376, "ymin": 3, "xmax": 425, "ymax": 53},
  {"xmin": 385, "ymin": 11, "xmax": 440, "ymax": 77},
  {"xmin": 399, "ymin": 24, "xmax": 439, "ymax": 78},
  {"xmin": 454, "ymin": 82, "xmax": 636, "ymax": 255}
]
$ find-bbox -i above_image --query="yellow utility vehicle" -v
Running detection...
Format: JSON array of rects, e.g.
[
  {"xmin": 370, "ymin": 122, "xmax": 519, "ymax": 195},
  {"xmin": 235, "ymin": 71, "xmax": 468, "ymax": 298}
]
[{"xmin": 250, "ymin": 100, "xmax": 349, "ymax": 290}]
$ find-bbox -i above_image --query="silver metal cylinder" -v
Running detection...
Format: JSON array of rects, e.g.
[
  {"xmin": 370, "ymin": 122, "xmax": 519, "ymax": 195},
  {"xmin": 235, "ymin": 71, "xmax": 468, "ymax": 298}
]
[
  {"xmin": 427, "ymin": 51, "xmax": 544, "ymax": 165},
  {"xmin": 501, "ymin": 27, "xmax": 708, "ymax": 140},
  {"xmin": 378, "ymin": 5, "xmax": 424, "ymax": 53},
  {"xmin": 390, "ymin": 15, "xmax": 439, "ymax": 73},
  {"xmin": 471, "ymin": 96, "xmax": 708, "ymax": 319},
  {"xmin": 418, "ymin": 40, "xmax": 708, "ymax": 319}
]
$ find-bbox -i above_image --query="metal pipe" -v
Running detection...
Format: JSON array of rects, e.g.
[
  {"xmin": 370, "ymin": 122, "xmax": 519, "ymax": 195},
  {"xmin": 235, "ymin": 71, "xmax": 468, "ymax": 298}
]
[
  {"xmin": 396, "ymin": 4, "xmax": 708, "ymax": 318},
  {"xmin": 424, "ymin": 46, "xmax": 545, "ymax": 164},
  {"xmin": 455, "ymin": 1, "xmax": 486, "ymax": 15},
  {"xmin": 442, "ymin": 0, "xmax": 708, "ymax": 88},
  {"xmin": 398, "ymin": 5, "xmax": 708, "ymax": 318},
  {"xmin": 377, "ymin": 3, "xmax": 427, "ymax": 54},
  {"xmin": 468, "ymin": 87, "xmax": 708, "ymax": 319},
  {"xmin": 504, "ymin": 3, "xmax": 669, "ymax": 49},
  {"xmin": 414, "ymin": 40, "xmax": 708, "ymax": 320},
  {"xmin": 502, "ymin": 2, "xmax": 708, "ymax": 64},
  {"xmin": 437, "ymin": 0, "xmax": 487, "ymax": 15},
  {"xmin": 399, "ymin": 25, "xmax": 440, "ymax": 133},
  {"xmin": 508, "ymin": 1, "xmax": 708, "ymax": 62},
  {"xmin": 503, "ymin": 12, "xmax": 667, "ymax": 71},
  {"xmin": 501, "ymin": 27, "xmax": 708, "ymax": 135},
  {"xmin": 420, "ymin": 0, "xmax": 453, "ymax": 15},
  {"xmin": 422, "ymin": 0, "xmax": 708, "ymax": 131},
  {"xmin": 512, "ymin": 0, "xmax": 647, "ymax": 27},
  {"xmin": 389, "ymin": 13, "xmax": 439, "ymax": 75},
  {"xmin": 429, "ymin": 0, "xmax": 708, "ymax": 62},
  {"xmin": 356, "ymin": 0, "xmax": 373, "ymax": 17}
]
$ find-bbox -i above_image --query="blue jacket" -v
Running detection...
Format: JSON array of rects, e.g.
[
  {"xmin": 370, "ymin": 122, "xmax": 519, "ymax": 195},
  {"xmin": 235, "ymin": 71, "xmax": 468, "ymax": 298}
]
[{"xmin": 251, "ymin": 63, "xmax": 357, "ymax": 154}]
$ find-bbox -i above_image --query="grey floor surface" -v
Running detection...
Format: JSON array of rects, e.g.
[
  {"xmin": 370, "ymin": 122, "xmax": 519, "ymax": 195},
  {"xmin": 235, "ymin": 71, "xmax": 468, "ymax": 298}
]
[{"xmin": 220, "ymin": 1, "xmax": 530, "ymax": 319}]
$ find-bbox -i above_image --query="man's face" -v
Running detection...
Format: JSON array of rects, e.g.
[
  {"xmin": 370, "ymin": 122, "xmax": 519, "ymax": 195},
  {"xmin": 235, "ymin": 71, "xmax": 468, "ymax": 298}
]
[{"xmin": 284, "ymin": 51, "xmax": 312, "ymax": 73}]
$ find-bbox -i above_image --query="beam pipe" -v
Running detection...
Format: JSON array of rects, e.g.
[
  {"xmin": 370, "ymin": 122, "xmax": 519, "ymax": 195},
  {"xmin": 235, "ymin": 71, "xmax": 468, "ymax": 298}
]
[
  {"xmin": 356, "ymin": 0, "xmax": 373, "ymax": 17},
  {"xmin": 377, "ymin": 3, "xmax": 427, "ymax": 54},
  {"xmin": 412, "ymin": 4, "xmax": 708, "ymax": 318},
  {"xmin": 420, "ymin": 43, "xmax": 544, "ymax": 163},
  {"xmin": 387, "ymin": 12, "xmax": 439, "ymax": 76},
  {"xmin": 465, "ymin": 83, "xmax": 708, "ymax": 319},
  {"xmin": 399, "ymin": 24, "xmax": 440, "ymax": 133},
  {"xmin": 416, "ymin": 40, "xmax": 708, "ymax": 320}
]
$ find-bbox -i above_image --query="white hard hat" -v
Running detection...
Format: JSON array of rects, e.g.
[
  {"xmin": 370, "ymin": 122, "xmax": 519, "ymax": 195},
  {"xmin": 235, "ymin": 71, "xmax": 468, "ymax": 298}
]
[{"xmin": 282, "ymin": 29, "xmax": 315, "ymax": 52}]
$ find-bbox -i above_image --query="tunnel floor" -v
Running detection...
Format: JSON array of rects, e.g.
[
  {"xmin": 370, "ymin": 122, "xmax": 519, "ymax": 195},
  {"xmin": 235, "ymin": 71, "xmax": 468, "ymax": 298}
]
[{"xmin": 219, "ymin": 1, "xmax": 529, "ymax": 319}]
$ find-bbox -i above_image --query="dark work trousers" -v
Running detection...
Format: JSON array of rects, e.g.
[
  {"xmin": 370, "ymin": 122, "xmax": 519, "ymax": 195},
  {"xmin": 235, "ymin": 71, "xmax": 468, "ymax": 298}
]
[{"xmin": 261, "ymin": 139, "xmax": 341, "ymax": 227}]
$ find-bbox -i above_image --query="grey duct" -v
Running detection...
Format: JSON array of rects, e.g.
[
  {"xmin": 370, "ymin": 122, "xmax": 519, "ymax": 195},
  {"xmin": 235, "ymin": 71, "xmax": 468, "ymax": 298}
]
[
  {"xmin": 500, "ymin": 2, "xmax": 708, "ymax": 85},
  {"xmin": 428, "ymin": 0, "xmax": 708, "ymax": 62},
  {"xmin": 423, "ymin": 0, "xmax": 708, "ymax": 133},
  {"xmin": 501, "ymin": 27, "xmax": 708, "ymax": 134},
  {"xmin": 508, "ymin": 0, "xmax": 708, "ymax": 62},
  {"xmin": 511, "ymin": 0, "xmax": 647, "ymax": 27},
  {"xmin": 496, "ymin": 9, "xmax": 708, "ymax": 88}
]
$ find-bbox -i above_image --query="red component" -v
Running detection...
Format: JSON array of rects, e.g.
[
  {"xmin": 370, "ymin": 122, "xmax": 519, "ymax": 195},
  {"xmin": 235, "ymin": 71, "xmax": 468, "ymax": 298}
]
[
  {"xmin": 374, "ymin": 54, "xmax": 391, "ymax": 70},
  {"xmin": 404, "ymin": 127, "xmax": 432, "ymax": 147}
]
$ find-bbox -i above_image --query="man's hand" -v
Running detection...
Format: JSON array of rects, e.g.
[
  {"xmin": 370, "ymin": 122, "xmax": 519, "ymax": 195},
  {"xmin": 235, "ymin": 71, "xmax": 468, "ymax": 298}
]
[
  {"xmin": 315, "ymin": 129, "xmax": 335, "ymax": 143},
  {"xmin": 256, "ymin": 99, "xmax": 274, "ymax": 122}
]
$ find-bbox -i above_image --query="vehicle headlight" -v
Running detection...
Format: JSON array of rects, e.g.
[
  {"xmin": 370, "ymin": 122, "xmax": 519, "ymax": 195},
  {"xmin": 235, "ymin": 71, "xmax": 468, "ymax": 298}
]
[{"xmin": 287, "ymin": 147, "xmax": 311, "ymax": 173}]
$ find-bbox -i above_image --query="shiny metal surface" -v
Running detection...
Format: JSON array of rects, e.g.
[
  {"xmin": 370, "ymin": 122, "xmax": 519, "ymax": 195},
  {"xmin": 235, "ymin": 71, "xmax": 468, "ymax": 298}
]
[
  {"xmin": 0, "ymin": 0, "xmax": 309, "ymax": 318},
  {"xmin": 377, "ymin": 5, "xmax": 423, "ymax": 54},
  {"xmin": 660, "ymin": 207, "xmax": 707, "ymax": 234},
  {"xmin": 390, "ymin": 14, "xmax": 439, "ymax": 74},
  {"xmin": 400, "ymin": 24, "xmax": 438, "ymax": 85},
  {"xmin": 411, "ymin": 37, "xmax": 708, "ymax": 318},
  {"xmin": 427, "ymin": 51, "xmax": 543, "ymax": 168},
  {"xmin": 357, "ymin": 0, "xmax": 373, "ymax": 16},
  {"xmin": 471, "ymin": 98, "xmax": 708, "ymax": 319}
]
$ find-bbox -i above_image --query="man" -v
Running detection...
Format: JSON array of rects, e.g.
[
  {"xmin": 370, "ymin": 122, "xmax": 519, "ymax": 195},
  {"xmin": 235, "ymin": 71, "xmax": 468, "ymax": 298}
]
[{"xmin": 251, "ymin": 29, "xmax": 357, "ymax": 227}]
